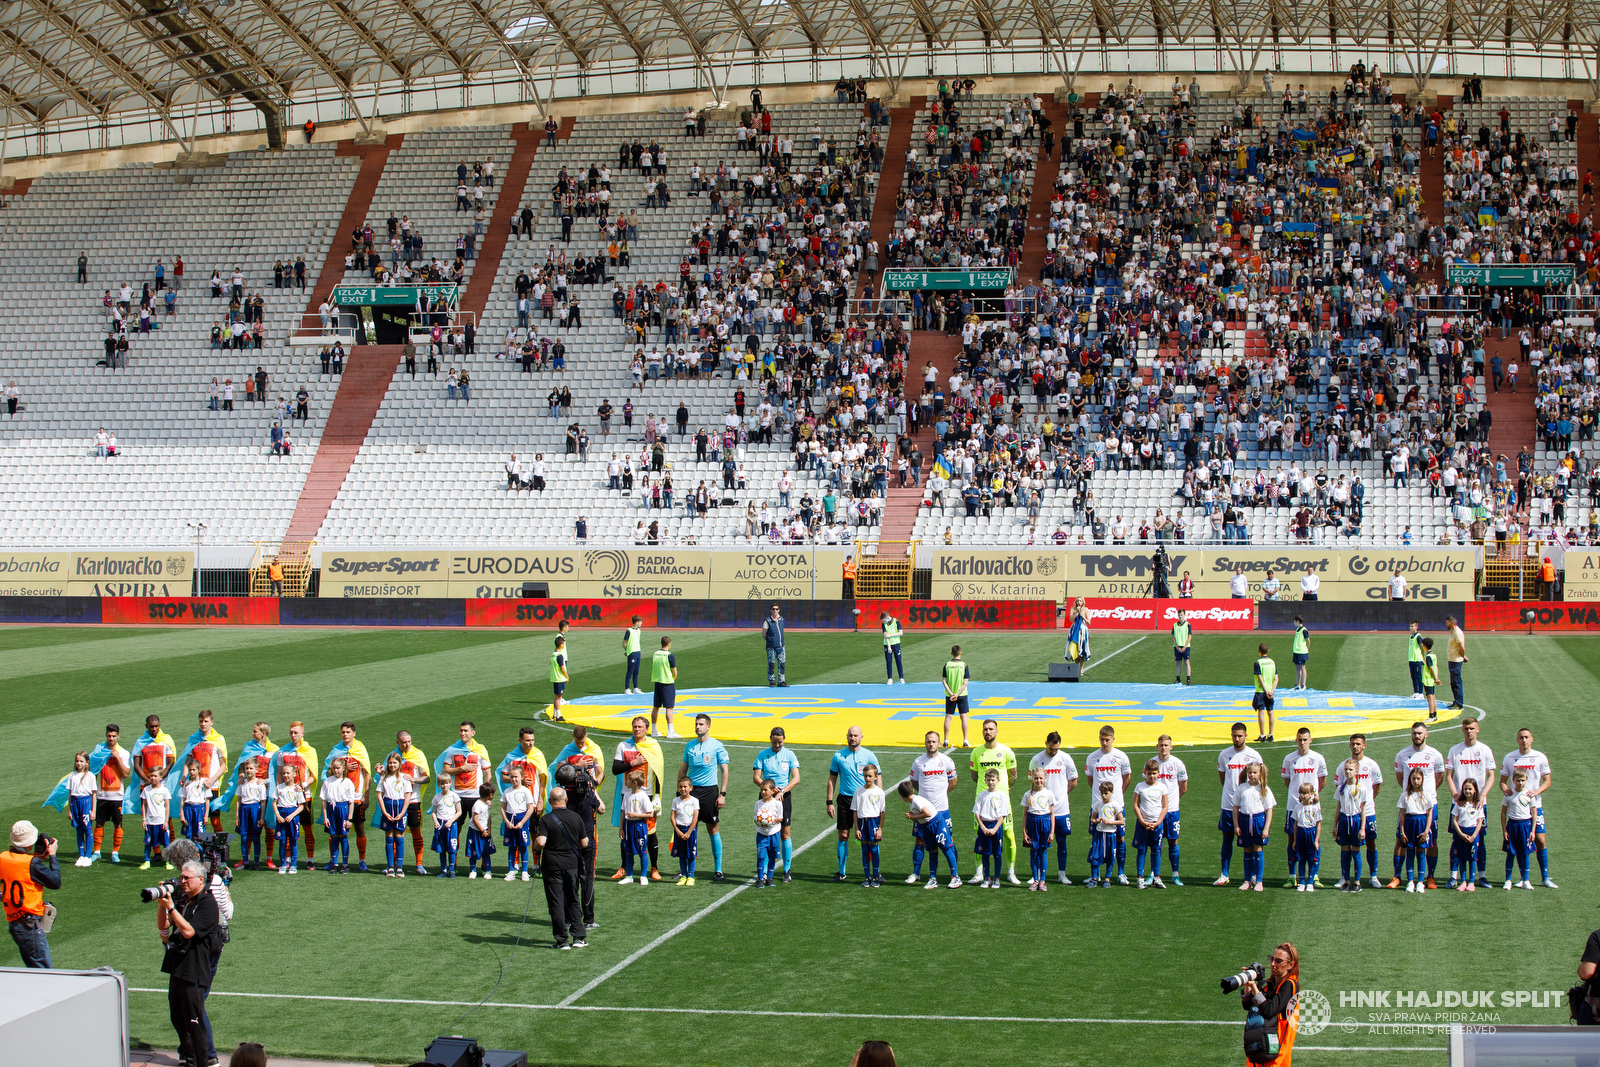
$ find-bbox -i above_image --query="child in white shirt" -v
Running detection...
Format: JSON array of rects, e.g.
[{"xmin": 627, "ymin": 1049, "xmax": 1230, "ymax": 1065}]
[
  {"xmin": 1132, "ymin": 759, "xmax": 1170, "ymax": 889},
  {"xmin": 669, "ymin": 776, "xmax": 700, "ymax": 885},
  {"xmin": 378, "ymin": 754, "xmax": 414, "ymax": 877},
  {"xmin": 467, "ymin": 784, "xmax": 495, "ymax": 878},
  {"xmin": 1334, "ymin": 757, "xmax": 1372, "ymax": 891},
  {"xmin": 1087, "ymin": 780, "xmax": 1124, "ymax": 887},
  {"xmin": 753, "ymin": 779, "xmax": 785, "ymax": 887},
  {"xmin": 501, "ymin": 766, "xmax": 537, "ymax": 882},
  {"xmin": 1021, "ymin": 768, "xmax": 1056, "ymax": 890},
  {"xmin": 851, "ymin": 765, "xmax": 887, "ymax": 887},
  {"xmin": 140, "ymin": 781, "xmax": 171, "ymax": 870},
  {"xmin": 1501, "ymin": 770, "xmax": 1537, "ymax": 889},
  {"xmin": 1448, "ymin": 778, "xmax": 1483, "ymax": 892},
  {"xmin": 431, "ymin": 774, "xmax": 462, "ymax": 878},
  {"xmin": 274, "ymin": 766, "xmax": 306, "ymax": 873},
  {"xmin": 621, "ymin": 770, "xmax": 655, "ymax": 887},
  {"xmin": 236, "ymin": 760, "xmax": 269, "ymax": 870},
  {"xmin": 972, "ymin": 768, "xmax": 1011, "ymax": 889},
  {"xmin": 1292, "ymin": 782, "xmax": 1323, "ymax": 891},
  {"xmin": 179, "ymin": 755, "xmax": 212, "ymax": 841},
  {"xmin": 66, "ymin": 752, "xmax": 95, "ymax": 865},
  {"xmin": 320, "ymin": 757, "xmax": 358, "ymax": 872},
  {"xmin": 1232, "ymin": 763, "xmax": 1275, "ymax": 892}
]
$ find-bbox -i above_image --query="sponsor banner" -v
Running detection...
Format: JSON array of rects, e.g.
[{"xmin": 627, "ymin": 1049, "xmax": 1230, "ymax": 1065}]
[
  {"xmin": 0, "ymin": 596, "xmax": 101, "ymax": 624},
  {"xmin": 1466, "ymin": 602, "xmax": 1600, "ymax": 631},
  {"xmin": 280, "ymin": 598, "xmax": 466, "ymax": 627},
  {"xmin": 932, "ymin": 549, "xmax": 1069, "ymax": 601},
  {"xmin": 707, "ymin": 549, "xmax": 846, "ymax": 584},
  {"xmin": 1079, "ymin": 597, "xmax": 1160, "ymax": 629},
  {"xmin": 1157, "ymin": 599, "xmax": 1255, "ymax": 630},
  {"xmin": 320, "ymin": 551, "xmax": 450, "ymax": 594},
  {"xmin": 444, "ymin": 548, "xmax": 710, "ymax": 599},
  {"xmin": 1313, "ymin": 580, "xmax": 1469, "ymax": 603},
  {"xmin": 1064, "ymin": 549, "xmax": 1202, "ymax": 597},
  {"xmin": 654, "ymin": 600, "xmax": 858, "ymax": 628},
  {"xmin": 0, "ymin": 552, "xmax": 73, "ymax": 596},
  {"xmin": 856, "ymin": 600, "xmax": 1056, "ymax": 629},
  {"xmin": 102, "ymin": 598, "xmax": 280, "ymax": 626},
  {"xmin": 705, "ymin": 579, "xmax": 845, "ymax": 600},
  {"xmin": 66, "ymin": 550, "xmax": 194, "ymax": 597},
  {"xmin": 1559, "ymin": 551, "xmax": 1600, "ymax": 599},
  {"xmin": 464, "ymin": 599, "xmax": 657, "ymax": 628},
  {"xmin": 1261, "ymin": 601, "xmax": 1468, "ymax": 631}
]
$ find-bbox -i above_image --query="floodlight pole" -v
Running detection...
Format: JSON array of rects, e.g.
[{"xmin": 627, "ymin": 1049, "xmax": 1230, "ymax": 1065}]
[{"xmin": 186, "ymin": 521, "xmax": 207, "ymax": 595}]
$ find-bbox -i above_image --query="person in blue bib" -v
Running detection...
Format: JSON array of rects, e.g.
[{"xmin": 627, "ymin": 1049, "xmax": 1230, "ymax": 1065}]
[
  {"xmin": 678, "ymin": 714, "xmax": 729, "ymax": 882},
  {"xmin": 753, "ymin": 727, "xmax": 801, "ymax": 881},
  {"xmin": 826, "ymin": 725, "xmax": 880, "ymax": 882}
]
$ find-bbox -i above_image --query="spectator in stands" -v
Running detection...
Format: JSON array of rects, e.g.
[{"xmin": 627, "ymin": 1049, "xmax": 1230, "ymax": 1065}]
[
  {"xmin": 254, "ymin": 367, "xmax": 268, "ymax": 403},
  {"xmin": 270, "ymin": 423, "xmax": 285, "ymax": 456},
  {"xmin": 459, "ymin": 370, "xmax": 471, "ymax": 402},
  {"xmin": 5, "ymin": 380, "xmax": 18, "ymax": 418}
]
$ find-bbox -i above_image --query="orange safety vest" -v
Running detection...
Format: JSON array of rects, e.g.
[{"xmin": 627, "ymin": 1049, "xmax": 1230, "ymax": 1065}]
[
  {"xmin": 268, "ymin": 561, "xmax": 284, "ymax": 581},
  {"xmin": 842, "ymin": 559, "xmax": 857, "ymax": 580},
  {"xmin": 0, "ymin": 850, "xmax": 45, "ymax": 921},
  {"xmin": 1540, "ymin": 561, "xmax": 1555, "ymax": 581}
]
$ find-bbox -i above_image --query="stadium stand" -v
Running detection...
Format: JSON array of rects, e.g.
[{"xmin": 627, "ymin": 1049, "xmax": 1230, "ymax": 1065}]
[{"xmin": 0, "ymin": 146, "xmax": 356, "ymax": 546}]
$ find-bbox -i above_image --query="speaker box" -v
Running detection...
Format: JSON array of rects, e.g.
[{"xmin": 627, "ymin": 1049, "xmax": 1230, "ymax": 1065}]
[
  {"xmin": 1047, "ymin": 661, "xmax": 1081, "ymax": 682},
  {"xmin": 423, "ymin": 1036, "xmax": 528, "ymax": 1067},
  {"xmin": 519, "ymin": 582, "xmax": 549, "ymax": 598}
]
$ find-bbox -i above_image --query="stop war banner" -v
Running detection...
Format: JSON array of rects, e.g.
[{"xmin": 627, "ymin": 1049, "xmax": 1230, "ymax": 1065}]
[
  {"xmin": 855, "ymin": 600, "xmax": 1057, "ymax": 629},
  {"xmin": 465, "ymin": 599, "xmax": 656, "ymax": 627}
]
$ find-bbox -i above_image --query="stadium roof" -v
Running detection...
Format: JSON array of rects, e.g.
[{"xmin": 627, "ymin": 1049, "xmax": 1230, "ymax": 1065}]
[{"xmin": 1, "ymin": 0, "xmax": 1598, "ymax": 149}]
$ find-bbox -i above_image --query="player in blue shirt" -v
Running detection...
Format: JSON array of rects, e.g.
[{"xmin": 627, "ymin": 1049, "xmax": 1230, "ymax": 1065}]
[
  {"xmin": 826, "ymin": 725, "xmax": 880, "ymax": 882},
  {"xmin": 678, "ymin": 714, "xmax": 730, "ymax": 882},
  {"xmin": 753, "ymin": 727, "xmax": 801, "ymax": 881}
]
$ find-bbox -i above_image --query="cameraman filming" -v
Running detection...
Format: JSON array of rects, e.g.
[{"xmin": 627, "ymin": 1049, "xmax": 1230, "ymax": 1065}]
[
  {"xmin": 165, "ymin": 837, "xmax": 234, "ymax": 1067},
  {"xmin": 1239, "ymin": 943, "xmax": 1300, "ymax": 1066},
  {"xmin": 1152, "ymin": 545, "xmax": 1171, "ymax": 598},
  {"xmin": 3, "ymin": 820, "xmax": 60, "ymax": 968},
  {"xmin": 157, "ymin": 860, "xmax": 223, "ymax": 1067}
]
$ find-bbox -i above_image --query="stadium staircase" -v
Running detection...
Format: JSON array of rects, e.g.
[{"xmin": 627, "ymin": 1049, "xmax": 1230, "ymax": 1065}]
[
  {"xmin": 856, "ymin": 97, "xmax": 919, "ymax": 299},
  {"xmin": 1481, "ymin": 335, "xmax": 1539, "ymax": 464},
  {"xmin": 878, "ymin": 331, "xmax": 965, "ymax": 549},
  {"xmin": 1576, "ymin": 100, "xmax": 1600, "ymax": 223},
  {"xmin": 1016, "ymin": 98, "xmax": 1069, "ymax": 283},
  {"xmin": 302, "ymin": 134, "xmax": 403, "ymax": 320},
  {"xmin": 1414, "ymin": 92, "xmax": 1450, "ymax": 228},
  {"xmin": 460, "ymin": 118, "xmax": 573, "ymax": 319},
  {"xmin": 284, "ymin": 344, "xmax": 403, "ymax": 542}
]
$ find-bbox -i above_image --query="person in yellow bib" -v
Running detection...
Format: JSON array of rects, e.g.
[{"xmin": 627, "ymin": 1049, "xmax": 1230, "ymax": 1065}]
[
  {"xmin": 881, "ymin": 612, "xmax": 905, "ymax": 684},
  {"xmin": 969, "ymin": 718, "xmax": 1019, "ymax": 883},
  {"xmin": 651, "ymin": 637, "xmax": 681, "ymax": 739},
  {"xmin": 1290, "ymin": 615, "xmax": 1311, "ymax": 691},
  {"xmin": 942, "ymin": 645, "xmax": 971, "ymax": 749},
  {"xmin": 1171, "ymin": 608, "xmax": 1193, "ymax": 685},
  {"xmin": 549, "ymin": 635, "xmax": 570, "ymax": 722},
  {"xmin": 1419, "ymin": 637, "xmax": 1440, "ymax": 723},
  {"xmin": 622, "ymin": 615, "xmax": 644, "ymax": 694},
  {"xmin": 1253, "ymin": 643, "xmax": 1278, "ymax": 744},
  {"xmin": 1406, "ymin": 620, "xmax": 1425, "ymax": 699}
]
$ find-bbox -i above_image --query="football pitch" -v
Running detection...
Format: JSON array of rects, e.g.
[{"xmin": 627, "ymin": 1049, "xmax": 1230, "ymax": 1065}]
[{"xmin": 4, "ymin": 624, "xmax": 1593, "ymax": 1066}]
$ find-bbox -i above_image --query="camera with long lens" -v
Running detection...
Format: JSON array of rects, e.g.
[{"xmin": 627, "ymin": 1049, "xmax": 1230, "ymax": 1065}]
[
  {"xmin": 140, "ymin": 881, "xmax": 178, "ymax": 903},
  {"xmin": 554, "ymin": 757, "xmax": 595, "ymax": 797},
  {"xmin": 1221, "ymin": 963, "xmax": 1265, "ymax": 994}
]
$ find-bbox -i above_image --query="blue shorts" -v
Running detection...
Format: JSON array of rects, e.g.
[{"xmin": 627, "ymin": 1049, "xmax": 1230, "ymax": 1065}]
[
  {"xmin": 506, "ymin": 823, "xmax": 531, "ymax": 850},
  {"xmin": 917, "ymin": 810, "xmax": 953, "ymax": 849},
  {"xmin": 432, "ymin": 821, "xmax": 459, "ymax": 855},
  {"xmin": 624, "ymin": 818, "xmax": 651, "ymax": 854},
  {"xmin": 1132, "ymin": 821, "xmax": 1162, "ymax": 850},
  {"xmin": 1292, "ymin": 824, "xmax": 1320, "ymax": 857},
  {"xmin": 1160, "ymin": 811, "xmax": 1180, "ymax": 840},
  {"xmin": 68, "ymin": 794, "xmax": 94, "ymax": 829},
  {"xmin": 974, "ymin": 828, "xmax": 1003, "ymax": 856},
  {"xmin": 1292, "ymin": 652, "xmax": 1309, "ymax": 666},
  {"xmin": 324, "ymin": 800, "xmax": 350, "ymax": 837},
  {"xmin": 1450, "ymin": 830, "xmax": 1481, "ymax": 865},
  {"xmin": 670, "ymin": 824, "xmax": 698, "ymax": 861},
  {"xmin": 1219, "ymin": 808, "xmax": 1237, "ymax": 835},
  {"xmin": 1533, "ymin": 804, "xmax": 1547, "ymax": 835},
  {"xmin": 380, "ymin": 797, "xmax": 408, "ymax": 833},
  {"xmin": 1395, "ymin": 805, "xmax": 1438, "ymax": 846},
  {"xmin": 945, "ymin": 695, "xmax": 970, "ymax": 716},
  {"xmin": 552, "ymin": 682, "xmax": 566, "ymax": 696},
  {"xmin": 653, "ymin": 683, "xmax": 676, "ymax": 709},
  {"xmin": 1400, "ymin": 811, "xmax": 1434, "ymax": 848},
  {"xmin": 1052, "ymin": 813, "xmax": 1073, "ymax": 838},
  {"xmin": 1504, "ymin": 817, "xmax": 1535, "ymax": 856},
  {"xmin": 1024, "ymin": 813, "xmax": 1053, "ymax": 847},
  {"xmin": 1236, "ymin": 811, "xmax": 1269, "ymax": 848},
  {"xmin": 1174, "ymin": 647, "xmax": 1190, "ymax": 661},
  {"xmin": 857, "ymin": 815, "xmax": 882, "ymax": 843},
  {"xmin": 143, "ymin": 823, "xmax": 171, "ymax": 852},
  {"xmin": 1334, "ymin": 812, "xmax": 1370, "ymax": 846}
]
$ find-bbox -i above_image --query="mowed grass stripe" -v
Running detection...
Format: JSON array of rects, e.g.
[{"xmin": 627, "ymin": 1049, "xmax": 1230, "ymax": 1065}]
[{"xmin": 0, "ymin": 626, "xmax": 333, "ymax": 682}]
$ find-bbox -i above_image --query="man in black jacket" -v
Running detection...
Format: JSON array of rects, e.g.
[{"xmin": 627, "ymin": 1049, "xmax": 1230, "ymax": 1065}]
[
  {"xmin": 536, "ymin": 788, "xmax": 591, "ymax": 950},
  {"xmin": 157, "ymin": 861, "xmax": 221, "ymax": 1067}
]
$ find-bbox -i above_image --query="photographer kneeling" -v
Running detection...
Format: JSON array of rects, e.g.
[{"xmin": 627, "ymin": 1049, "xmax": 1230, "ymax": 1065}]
[
  {"xmin": 157, "ymin": 861, "xmax": 223, "ymax": 1067},
  {"xmin": 1237, "ymin": 943, "xmax": 1299, "ymax": 1066}
]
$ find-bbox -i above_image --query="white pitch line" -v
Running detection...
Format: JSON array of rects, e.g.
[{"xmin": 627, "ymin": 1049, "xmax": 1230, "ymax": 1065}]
[
  {"xmin": 1080, "ymin": 634, "xmax": 1148, "ymax": 673},
  {"xmin": 124, "ymin": 988, "xmax": 1440, "ymax": 1044},
  {"xmin": 556, "ymin": 822, "xmax": 837, "ymax": 1007}
]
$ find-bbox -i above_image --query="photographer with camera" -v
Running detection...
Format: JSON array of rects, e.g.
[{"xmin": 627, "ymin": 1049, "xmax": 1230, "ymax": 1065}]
[
  {"xmin": 536, "ymin": 785, "xmax": 590, "ymax": 950},
  {"xmin": 154, "ymin": 836, "xmax": 234, "ymax": 1067},
  {"xmin": 1226, "ymin": 943, "xmax": 1299, "ymax": 1066},
  {"xmin": 3, "ymin": 821, "xmax": 60, "ymax": 968},
  {"xmin": 156, "ymin": 859, "xmax": 223, "ymax": 1067}
]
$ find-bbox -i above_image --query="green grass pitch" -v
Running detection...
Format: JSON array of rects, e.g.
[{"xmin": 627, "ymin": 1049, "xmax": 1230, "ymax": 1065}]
[{"xmin": 2, "ymin": 624, "xmax": 1593, "ymax": 1065}]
